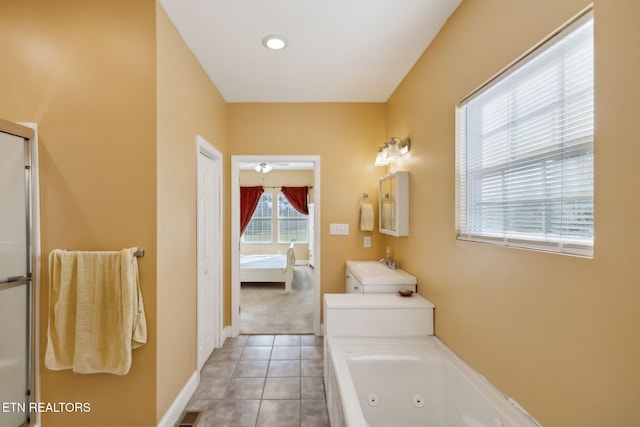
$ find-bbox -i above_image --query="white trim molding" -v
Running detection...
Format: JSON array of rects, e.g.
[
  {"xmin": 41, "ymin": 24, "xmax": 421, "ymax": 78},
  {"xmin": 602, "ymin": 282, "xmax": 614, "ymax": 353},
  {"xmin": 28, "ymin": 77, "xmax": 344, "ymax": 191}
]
[
  {"xmin": 231, "ymin": 155, "xmax": 321, "ymax": 337},
  {"xmin": 157, "ymin": 371, "xmax": 199, "ymax": 427}
]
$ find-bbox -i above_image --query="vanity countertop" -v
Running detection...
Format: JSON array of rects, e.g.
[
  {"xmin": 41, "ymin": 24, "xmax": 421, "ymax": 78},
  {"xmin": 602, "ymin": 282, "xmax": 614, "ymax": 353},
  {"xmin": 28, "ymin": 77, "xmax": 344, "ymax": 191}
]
[{"xmin": 346, "ymin": 260, "xmax": 417, "ymax": 285}]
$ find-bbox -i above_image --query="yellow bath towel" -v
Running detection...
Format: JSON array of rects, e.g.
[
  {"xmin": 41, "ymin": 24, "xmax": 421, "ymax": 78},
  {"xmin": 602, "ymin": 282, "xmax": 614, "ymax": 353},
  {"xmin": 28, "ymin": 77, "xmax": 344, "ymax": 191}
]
[
  {"xmin": 360, "ymin": 202, "xmax": 374, "ymax": 231},
  {"xmin": 45, "ymin": 248, "xmax": 147, "ymax": 375}
]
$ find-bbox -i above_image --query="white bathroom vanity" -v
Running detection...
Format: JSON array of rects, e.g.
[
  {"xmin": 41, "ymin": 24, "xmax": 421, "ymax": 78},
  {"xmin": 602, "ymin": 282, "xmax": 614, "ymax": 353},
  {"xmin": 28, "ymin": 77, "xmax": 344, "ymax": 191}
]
[{"xmin": 345, "ymin": 260, "xmax": 417, "ymax": 294}]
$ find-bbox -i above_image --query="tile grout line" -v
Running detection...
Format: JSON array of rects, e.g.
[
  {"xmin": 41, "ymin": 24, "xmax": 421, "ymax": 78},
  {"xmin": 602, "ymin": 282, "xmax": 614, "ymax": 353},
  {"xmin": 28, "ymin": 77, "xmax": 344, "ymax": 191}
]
[{"xmin": 193, "ymin": 335, "xmax": 326, "ymax": 426}]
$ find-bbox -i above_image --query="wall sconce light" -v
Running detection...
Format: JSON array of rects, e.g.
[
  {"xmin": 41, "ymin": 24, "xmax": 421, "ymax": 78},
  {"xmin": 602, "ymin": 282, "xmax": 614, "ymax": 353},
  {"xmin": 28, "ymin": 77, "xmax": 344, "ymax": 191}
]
[
  {"xmin": 254, "ymin": 162, "xmax": 273, "ymax": 173},
  {"xmin": 374, "ymin": 137, "xmax": 411, "ymax": 166}
]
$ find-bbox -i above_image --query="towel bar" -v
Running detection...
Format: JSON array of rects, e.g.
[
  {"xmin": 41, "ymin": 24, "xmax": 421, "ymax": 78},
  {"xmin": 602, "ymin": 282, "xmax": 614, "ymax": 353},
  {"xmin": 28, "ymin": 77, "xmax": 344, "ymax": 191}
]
[
  {"xmin": 58, "ymin": 248, "xmax": 145, "ymax": 257},
  {"xmin": 0, "ymin": 276, "xmax": 28, "ymax": 291}
]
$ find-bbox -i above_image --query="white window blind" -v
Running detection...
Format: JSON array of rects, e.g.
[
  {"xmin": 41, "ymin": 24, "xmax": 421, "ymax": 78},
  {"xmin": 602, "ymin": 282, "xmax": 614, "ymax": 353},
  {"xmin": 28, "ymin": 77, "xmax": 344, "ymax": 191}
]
[
  {"xmin": 277, "ymin": 194, "xmax": 308, "ymax": 243},
  {"xmin": 456, "ymin": 11, "xmax": 594, "ymax": 257},
  {"xmin": 243, "ymin": 193, "xmax": 273, "ymax": 243}
]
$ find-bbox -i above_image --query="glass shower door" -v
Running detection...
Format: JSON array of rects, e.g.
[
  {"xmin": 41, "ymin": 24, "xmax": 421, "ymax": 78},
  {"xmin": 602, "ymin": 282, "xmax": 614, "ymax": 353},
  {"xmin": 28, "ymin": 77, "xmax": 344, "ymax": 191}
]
[{"xmin": 0, "ymin": 130, "xmax": 30, "ymax": 427}]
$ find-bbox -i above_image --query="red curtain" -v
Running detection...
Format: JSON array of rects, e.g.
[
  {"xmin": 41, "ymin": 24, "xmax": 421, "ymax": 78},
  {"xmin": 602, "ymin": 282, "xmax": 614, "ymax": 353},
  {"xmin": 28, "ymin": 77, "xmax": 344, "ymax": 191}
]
[
  {"xmin": 281, "ymin": 186, "xmax": 309, "ymax": 215},
  {"xmin": 240, "ymin": 186, "xmax": 265, "ymax": 235}
]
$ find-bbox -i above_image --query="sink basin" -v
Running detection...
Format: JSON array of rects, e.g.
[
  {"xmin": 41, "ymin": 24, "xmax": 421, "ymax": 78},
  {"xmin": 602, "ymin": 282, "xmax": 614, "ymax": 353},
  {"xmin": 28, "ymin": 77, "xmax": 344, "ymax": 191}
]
[{"xmin": 346, "ymin": 261, "xmax": 417, "ymax": 286}]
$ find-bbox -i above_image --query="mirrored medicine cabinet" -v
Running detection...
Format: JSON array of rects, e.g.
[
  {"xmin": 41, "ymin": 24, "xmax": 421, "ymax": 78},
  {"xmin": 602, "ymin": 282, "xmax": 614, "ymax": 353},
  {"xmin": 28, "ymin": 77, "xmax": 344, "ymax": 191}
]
[{"xmin": 379, "ymin": 171, "xmax": 409, "ymax": 236}]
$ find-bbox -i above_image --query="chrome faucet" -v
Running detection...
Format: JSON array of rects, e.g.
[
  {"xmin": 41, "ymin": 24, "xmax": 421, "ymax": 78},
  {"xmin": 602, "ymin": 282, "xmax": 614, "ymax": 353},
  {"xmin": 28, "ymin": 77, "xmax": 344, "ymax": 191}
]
[
  {"xmin": 380, "ymin": 257, "xmax": 397, "ymax": 270},
  {"xmin": 380, "ymin": 246, "xmax": 397, "ymax": 270}
]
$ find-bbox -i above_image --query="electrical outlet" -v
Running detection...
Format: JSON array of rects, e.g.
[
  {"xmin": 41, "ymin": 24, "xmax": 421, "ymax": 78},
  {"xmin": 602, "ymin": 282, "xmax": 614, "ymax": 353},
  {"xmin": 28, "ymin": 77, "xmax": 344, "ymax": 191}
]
[
  {"xmin": 329, "ymin": 223, "xmax": 349, "ymax": 235},
  {"xmin": 364, "ymin": 236, "xmax": 372, "ymax": 248}
]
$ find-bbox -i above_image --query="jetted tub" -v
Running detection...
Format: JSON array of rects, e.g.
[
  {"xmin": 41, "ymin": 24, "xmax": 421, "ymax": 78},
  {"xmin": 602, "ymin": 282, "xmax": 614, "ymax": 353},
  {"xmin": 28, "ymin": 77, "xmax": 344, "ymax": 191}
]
[{"xmin": 327, "ymin": 336, "xmax": 541, "ymax": 427}]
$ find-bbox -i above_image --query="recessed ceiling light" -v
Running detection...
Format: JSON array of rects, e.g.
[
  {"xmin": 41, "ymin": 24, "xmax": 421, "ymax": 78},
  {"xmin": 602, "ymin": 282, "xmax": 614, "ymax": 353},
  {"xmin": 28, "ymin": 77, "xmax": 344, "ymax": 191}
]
[{"xmin": 262, "ymin": 35, "xmax": 288, "ymax": 51}]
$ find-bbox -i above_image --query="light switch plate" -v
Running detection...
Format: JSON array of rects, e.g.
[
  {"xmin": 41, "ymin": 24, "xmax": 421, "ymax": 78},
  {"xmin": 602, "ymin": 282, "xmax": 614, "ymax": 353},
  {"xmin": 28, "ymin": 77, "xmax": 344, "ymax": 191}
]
[{"xmin": 329, "ymin": 223, "xmax": 349, "ymax": 235}]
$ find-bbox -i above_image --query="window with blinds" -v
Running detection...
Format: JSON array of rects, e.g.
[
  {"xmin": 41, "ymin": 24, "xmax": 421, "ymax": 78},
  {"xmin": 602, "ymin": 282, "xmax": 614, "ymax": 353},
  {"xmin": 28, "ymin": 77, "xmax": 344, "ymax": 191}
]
[
  {"xmin": 456, "ymin": 10, "xmax": 594, "ymax": 257},
  {"xmin": 243, "ymin": 193, "xmax": 273, "ymax": 243},
  {"xmin": 277, "ymin": 194, "xmax": 308, "ymax": 243}
]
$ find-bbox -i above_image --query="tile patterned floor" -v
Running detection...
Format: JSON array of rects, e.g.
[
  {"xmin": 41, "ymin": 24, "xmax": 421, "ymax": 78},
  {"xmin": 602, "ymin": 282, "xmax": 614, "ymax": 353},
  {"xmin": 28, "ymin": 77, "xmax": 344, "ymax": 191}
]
[{"xmin": 183, "ymin": 334, "xmax": 329, "ymax": 427}]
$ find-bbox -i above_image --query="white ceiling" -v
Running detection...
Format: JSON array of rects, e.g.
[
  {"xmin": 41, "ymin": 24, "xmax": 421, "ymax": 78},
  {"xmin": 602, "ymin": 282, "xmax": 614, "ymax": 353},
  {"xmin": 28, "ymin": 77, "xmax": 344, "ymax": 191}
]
[{"xmin": 159, "ymin": 0, "xmax": 462, "ymax": 103}]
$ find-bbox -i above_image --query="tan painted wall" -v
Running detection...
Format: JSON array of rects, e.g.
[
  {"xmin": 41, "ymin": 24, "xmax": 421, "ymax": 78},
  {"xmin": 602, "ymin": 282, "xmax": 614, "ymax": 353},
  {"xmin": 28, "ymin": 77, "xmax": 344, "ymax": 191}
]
[
  {"xmin": 239, "ymin": 169, "xmax": 314, "ymax": 260},
  {"xmin": 1, "ymin": 2, "xmax": 230, "ymax": 425},
  {"xmin": 6, "ymin": 0, "xmax": 637, "ymax": 424},
  {"xmin": 156, "ymin": 2, "xmax": 229, "ymax": 421},
  {"xmin": 386, "ymin": 0, "xmax": 640, "ymax": 425},
  {"xmin": 0, "ymin": 1, "xmax": 158, "ymax": 426},
  {"xmin": 228, "ymin": 103, "xmax": 387, "ymax": 301}
]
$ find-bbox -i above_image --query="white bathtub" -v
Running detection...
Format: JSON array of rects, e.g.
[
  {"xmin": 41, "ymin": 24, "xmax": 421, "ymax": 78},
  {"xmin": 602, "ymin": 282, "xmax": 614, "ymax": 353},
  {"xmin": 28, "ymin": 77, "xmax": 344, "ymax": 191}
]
[{"xmin": 327, "ymin": 336, "xmax": 541, "ymax": 427}]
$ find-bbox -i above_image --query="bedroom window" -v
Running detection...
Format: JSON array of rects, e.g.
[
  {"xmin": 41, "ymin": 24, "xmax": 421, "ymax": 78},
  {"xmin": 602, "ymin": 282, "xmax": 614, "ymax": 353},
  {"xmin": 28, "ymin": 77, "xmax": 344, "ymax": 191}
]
[
  {"xmin": 455, "ymin": 10, "xmax": 594, "ymax": 257},
  {"xmin": 277, "ymin": 194, "xmax": 308, "ymax": 243},
  {"xmin": 243, "ymin": 193, "xmax": 273, "ymax": 243}
]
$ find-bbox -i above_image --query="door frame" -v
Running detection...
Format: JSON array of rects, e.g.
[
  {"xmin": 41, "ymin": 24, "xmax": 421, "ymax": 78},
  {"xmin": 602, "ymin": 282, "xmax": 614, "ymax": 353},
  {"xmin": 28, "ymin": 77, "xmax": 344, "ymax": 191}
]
[
  {"xmin": 231, "ymin": 155, "xmax": 321, "ymax": 336},
  {"xmin": 196, "ymin": 136, "xmax": 223, "ymax": 370},
  {"xmin": 24, "ymin": 123, "xmax": 40, "ymax": 427},
  {"xmin": 0, "ymin": 119, "xmax": 40, "ymax": 426}
]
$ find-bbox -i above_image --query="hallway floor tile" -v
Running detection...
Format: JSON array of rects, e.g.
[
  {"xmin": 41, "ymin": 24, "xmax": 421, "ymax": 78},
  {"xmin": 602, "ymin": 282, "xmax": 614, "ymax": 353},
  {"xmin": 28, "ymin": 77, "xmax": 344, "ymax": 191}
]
[{"xmin": 183, "ymin": 334, "xmax": 328, "ymax": 427}]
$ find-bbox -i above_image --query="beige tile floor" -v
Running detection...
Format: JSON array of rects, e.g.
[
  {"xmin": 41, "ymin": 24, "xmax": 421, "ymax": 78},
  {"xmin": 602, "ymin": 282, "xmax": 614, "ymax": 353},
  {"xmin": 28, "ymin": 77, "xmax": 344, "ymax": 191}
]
[{"xmin": 183, "ymin": 334, "xmax": 329, "ymax": 427}]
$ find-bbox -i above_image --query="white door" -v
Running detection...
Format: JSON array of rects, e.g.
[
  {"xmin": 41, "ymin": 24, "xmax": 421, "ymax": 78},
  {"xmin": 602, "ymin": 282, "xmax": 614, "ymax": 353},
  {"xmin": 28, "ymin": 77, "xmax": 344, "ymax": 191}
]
[{"xmin": 197, "ymin": 149, "xmax": 220, "ymax": 370}]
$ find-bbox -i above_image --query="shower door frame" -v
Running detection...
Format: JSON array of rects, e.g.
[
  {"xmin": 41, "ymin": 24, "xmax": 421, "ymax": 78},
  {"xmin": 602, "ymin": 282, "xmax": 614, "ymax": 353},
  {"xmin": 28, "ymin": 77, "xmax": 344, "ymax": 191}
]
[{"xmin": 0, "ymin": 118, "xmax": 39, "ymax": 427}]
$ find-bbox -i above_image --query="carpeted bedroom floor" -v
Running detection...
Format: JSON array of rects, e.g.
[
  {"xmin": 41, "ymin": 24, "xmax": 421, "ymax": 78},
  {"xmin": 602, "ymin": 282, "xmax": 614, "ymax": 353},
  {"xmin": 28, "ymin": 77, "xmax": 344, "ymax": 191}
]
[{"xmin": 240, "ymin": 266, "xmax": 314, "ymax": 334}]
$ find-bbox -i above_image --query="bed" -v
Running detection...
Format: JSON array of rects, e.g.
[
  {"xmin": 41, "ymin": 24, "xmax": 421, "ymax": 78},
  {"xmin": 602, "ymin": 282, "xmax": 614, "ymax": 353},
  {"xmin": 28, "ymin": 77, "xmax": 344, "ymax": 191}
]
[{"xmin": 240, "ymin": 240, "xmax": 296, "ymax": 291}]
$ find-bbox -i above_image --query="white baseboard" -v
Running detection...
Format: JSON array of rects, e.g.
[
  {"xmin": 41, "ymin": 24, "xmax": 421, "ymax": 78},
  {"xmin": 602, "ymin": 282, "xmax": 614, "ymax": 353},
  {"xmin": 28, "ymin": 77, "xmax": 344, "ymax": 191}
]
[
  {"xmin": 157, "ymin": 371, "xmax": 198, "ymax": 427},
  {"xmin": 157, "ymin": 326, "xmax": 234, "ymax": 427},
  {"xmin": 221, "ymin": 325, "xmax": 233, "ymax": 343}
]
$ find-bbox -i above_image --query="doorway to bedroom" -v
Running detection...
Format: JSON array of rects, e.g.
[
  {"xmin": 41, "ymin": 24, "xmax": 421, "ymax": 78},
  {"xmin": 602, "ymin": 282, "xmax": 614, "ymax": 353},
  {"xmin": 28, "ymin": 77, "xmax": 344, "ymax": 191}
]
[{"xmin": 231, "ymin": 156, "xmax": 320, "ymax": 336}]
